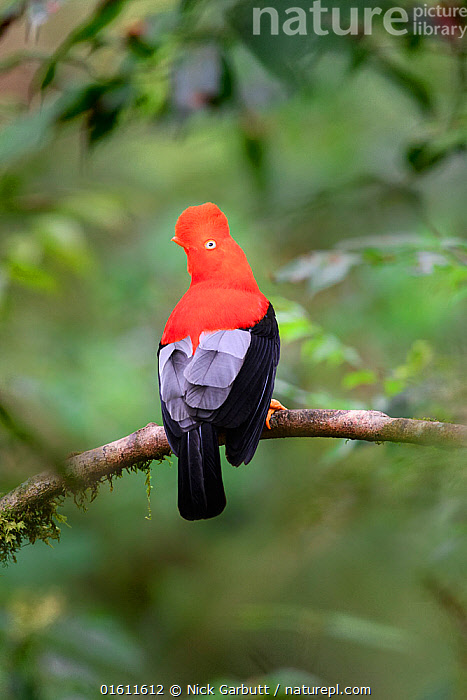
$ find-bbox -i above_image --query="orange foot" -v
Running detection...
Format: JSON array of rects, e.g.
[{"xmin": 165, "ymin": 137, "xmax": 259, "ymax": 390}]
[{"xmin": 266, "ymin": 399, "xmax": 287, "ymax": 429}]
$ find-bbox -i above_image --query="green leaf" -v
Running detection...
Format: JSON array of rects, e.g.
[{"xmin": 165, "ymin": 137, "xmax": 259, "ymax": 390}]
[
  {"xmin": 327, "ymin": 611, "xmax": 411, "ymax": 652},
  {"xmin": 126, "ymin": 28, "xmax": 159, "ymax": 60},
  {"xmin": 212, "ymin": 54, "xmax": 236, "ymax": 107},
  {"xmin": 67, "ymin": 0, "xmax": 127, "ymax": 46},
  {"xmin": 56, "ymin": 77, "xmax": 134, "ymax": 145},
  {"xmin": 40, "ymin": 60, "xmax": 57, "ymax": 91},
  {"xmin": 239, "ymin": 604, "xmax": 412, "ymax": 652},
  {"xmin": 407, "ymin": 142, "xmax": 446, "ymax": 172},
  {"xmin": 275, "ymin": 251, "xmax": 360, "ymax": 294},
  {"xmin": 274, "ymin": 299, "xmax": 314, "ymax": 342},
  {"xmin": 280, "ymin": 317, "xmax": 313, "ymax": 342},
  {"xmin": 362, "ymin": 248, "xmax": 394, "ymax": 265},
  {"xmin": 384, "ymin": 377, "xmax": 406, "ymax": 397},
  {"xmin": 375, "ymin": 56, "xmax": 433, "ymax": 115},
  {"xmin": 40, "ymin": 0, "xmax": 128, "ymax": 90},
  {"xmin": 86, "ymin": 82, "xmax": 132, "ymax": 145},
  {"xmin": 445, "ymin": 266, "xmax": 467, "ymax": 290},
  {"xmin": 242, "ymin": 129, "xmax": 267, "ymax": 191},
  {"xmin": 8, "ymin": 261, "xmax": 57, "ymax": 292},
  {"xmin": 302, "ymin": 334, "xmax": 360, "ymax": 367},
  {"xmin": 406, "ymin": 125, "xmax": 466, "ymax": 173},
  {"xmin": 343, "ymin": 369, "xmax": 378, "ymax": 390},
  {"xmin": 58, "ymin": 83, "xmax": 111, "ymax": 122}
]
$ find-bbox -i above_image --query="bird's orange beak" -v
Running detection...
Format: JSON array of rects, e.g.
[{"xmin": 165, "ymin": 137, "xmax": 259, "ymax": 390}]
[{"xmin": 171, "ymin": 235, "xmax": 183, "ymax": 247}]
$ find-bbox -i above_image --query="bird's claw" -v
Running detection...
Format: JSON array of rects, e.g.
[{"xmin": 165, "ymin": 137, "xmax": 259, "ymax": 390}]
[{"xmin": 266, "ymin": 399, "xmax": 287, "ymax": 429}]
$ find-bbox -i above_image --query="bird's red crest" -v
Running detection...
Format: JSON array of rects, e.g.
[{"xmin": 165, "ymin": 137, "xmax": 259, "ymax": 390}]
[{"xmin": 175, "ymin": 203, "xmax": 230, "ymax": 248}]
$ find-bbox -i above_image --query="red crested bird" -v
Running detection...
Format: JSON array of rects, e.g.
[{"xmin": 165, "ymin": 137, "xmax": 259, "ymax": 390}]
[{"xmin": 158, "ymin": 203, "xmax": 284, "ymax": 520}]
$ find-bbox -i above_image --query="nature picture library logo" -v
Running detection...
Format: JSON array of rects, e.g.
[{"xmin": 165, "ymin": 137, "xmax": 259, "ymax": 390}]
[{"xmin": 252, "ymin": 1, "xmax": 467, "ymax": 38}]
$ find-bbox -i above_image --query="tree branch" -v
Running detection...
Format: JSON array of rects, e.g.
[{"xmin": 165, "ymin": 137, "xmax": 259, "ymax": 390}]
[{"xmin": 1, "ymin": 409, "xmax": 466, "ymax": 520}]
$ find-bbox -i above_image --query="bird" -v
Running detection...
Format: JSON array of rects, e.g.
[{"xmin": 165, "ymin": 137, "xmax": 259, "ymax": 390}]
[{"xmin": 158, "ymin": 202, "xmax": 284, "ymax": 520}]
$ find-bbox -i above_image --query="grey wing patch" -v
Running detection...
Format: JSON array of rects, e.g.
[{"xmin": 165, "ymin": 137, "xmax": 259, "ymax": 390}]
[
  {"xmin": 185, "ymin": 383, "xmax": 231, "ymax": 411},
  {"xmin": 199, "ymin": 329, "xmax": 251, "ymax": 358},
  {"xmin": 159, "ymin": 336, "xmax": 192, "ymax": 373},
  {"xmin": 184, "ymin": 330, "xmax": 251, "ymax": 413},
  {"xmin": 159, "ymin": 337, "xmax": 196, "ymax": 428},
  {"xmin": 184, "ymin": 349, "xmax": 243, "ymax": 388},
  {"xmin": 160, "ymin": 330, "xmax": 251, "ymax": 428}
]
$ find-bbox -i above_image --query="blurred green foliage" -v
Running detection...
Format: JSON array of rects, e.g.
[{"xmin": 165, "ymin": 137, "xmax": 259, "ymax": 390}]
[{"xmin": 0, "ymin": 0, "xmax": 466, "ymax": 698}]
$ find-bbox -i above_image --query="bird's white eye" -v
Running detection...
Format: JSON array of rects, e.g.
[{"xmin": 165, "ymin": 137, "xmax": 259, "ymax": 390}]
[{"xmin": 204, "ymin": 240, "xmax": 216, "ymax": 249}]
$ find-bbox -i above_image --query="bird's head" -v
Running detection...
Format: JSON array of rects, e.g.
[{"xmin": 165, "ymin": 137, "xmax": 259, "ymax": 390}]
[
  {"xmin": 172, "ymin": 203, "xmax": 256, "ymax": 287},
  {"xmin": 172, "ymin": 202, "xmax": 230, "ymax": 250}
]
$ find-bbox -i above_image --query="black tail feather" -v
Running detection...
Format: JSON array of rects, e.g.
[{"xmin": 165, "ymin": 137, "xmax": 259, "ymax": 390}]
[{"xmin": 178, "ymin": 424, "xmax": 226, "ymax": 520}]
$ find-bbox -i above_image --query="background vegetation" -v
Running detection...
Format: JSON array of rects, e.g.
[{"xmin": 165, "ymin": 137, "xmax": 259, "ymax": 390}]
[{"xmin": 0, "ymin": 1, "xmax": 465, "ymax": 698}]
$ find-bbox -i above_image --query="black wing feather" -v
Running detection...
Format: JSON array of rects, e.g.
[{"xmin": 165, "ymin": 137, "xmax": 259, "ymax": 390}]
[
  {"xmin": 159, "ymin": 394, "xmax": 183, "ymax": 455},
  {"xmin": 224, "ymin": 350, "xmax": 276, "ymax": 465},
  {"xmin": 212, "ymin": 304, "xmax": 280, "ymax": 465}
]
